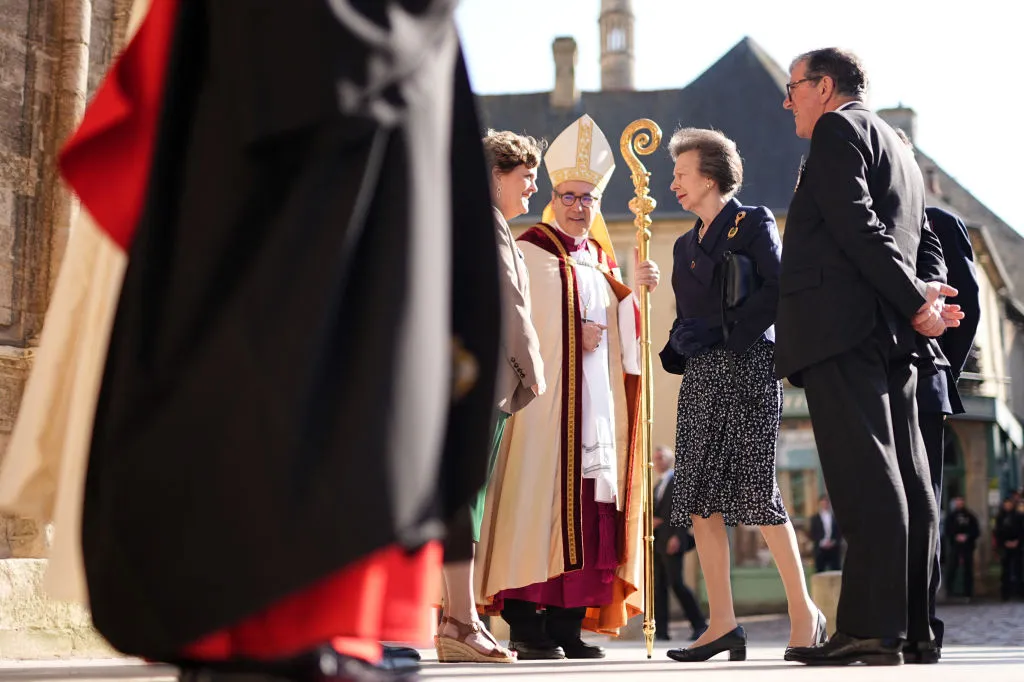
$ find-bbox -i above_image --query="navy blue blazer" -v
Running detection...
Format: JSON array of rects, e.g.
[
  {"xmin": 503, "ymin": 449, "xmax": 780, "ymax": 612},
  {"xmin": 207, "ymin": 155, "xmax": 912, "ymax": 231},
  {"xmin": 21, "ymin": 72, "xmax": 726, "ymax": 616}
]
[
  {"xmin": 916, "ymin": 207, "xmax": 981, "ymax": 415},
  {"xmin": 660, "ymin": 198, "xmax": 782, "ymax": 374}
]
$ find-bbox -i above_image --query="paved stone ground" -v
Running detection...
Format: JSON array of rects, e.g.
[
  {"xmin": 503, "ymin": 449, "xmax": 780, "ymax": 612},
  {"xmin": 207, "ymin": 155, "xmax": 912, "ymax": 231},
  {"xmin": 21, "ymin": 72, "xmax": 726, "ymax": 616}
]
[
  {"xmin": 711, "ymin": 599, "xmax": 1024, "ymax": 647},
  {"xmin": 593, "ymin": 599, "xmax": 1024, "ymax": 648},
  {"xmin": 2, "ymin": 645, "xmax": 1023, "ymax": 682},
  {"xmin": 1, "ymin": 602, "xmax": 1020, "ymax": 681}
]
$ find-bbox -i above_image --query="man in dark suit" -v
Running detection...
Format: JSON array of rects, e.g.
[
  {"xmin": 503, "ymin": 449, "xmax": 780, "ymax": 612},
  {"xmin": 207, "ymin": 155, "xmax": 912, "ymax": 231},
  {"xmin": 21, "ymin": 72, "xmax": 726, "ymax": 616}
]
[
  {"xmin": 652, "ymin": 446, "xmax": 708, "ymax": 642},
  {"xmin": 776, "ymin": 48, "xmax": 961, "ymax": 667},
  {"xmin": 894, "ymin": 128, "xmax": 981, "ymax": 653},
  {"xmin": 913, "ymin": 196, "xmax": 981, "ymax": 651},
  {"xmin": 944, "ymin": 497, "xmax": 981, "ymax": 599},
  {"xmin": 809, "ymin": 495, "xmax": 843, "ymax": 573}
]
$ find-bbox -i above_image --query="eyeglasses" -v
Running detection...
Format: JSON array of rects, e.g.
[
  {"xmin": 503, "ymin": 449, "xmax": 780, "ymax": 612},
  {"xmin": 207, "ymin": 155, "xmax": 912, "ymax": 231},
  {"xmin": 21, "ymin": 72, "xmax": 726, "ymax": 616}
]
[
  {"xmin": 555, "ymin": 190, "xmax": 600, "ymax": 208},
  {"xmin": 785, "ymin": 76, "xmax": 822, "ymax": 100}
]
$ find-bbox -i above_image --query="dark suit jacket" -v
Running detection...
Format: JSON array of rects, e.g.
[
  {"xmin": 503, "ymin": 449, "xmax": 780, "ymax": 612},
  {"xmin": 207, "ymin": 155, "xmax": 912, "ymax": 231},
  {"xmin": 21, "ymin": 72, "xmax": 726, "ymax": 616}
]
[
  {"xmin": 809, "ymin": 512, "xmax": 843, "ymax": 548},
  {"xmin": 945, "ymin": 508, "xmax": 981, "ymax": 549},
  {"xmin": 653, "ymin": 471, "xmax": 693, "ymax": 555},
  {"xmin": 916, "ymin": 207, "xmax": 981, "ymax": 415},
  {"xmin": 775, "ymin": 102, "xmax": 943, "ymax": 384},
  {"xmin": 660, "ymin": 199, "xmax": 782, "ymax": 375}
]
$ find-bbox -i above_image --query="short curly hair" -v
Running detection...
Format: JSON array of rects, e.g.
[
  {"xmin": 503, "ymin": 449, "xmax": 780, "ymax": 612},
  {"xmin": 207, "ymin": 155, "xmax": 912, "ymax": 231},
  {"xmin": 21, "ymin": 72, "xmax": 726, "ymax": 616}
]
[
  {"xmin": 667, "ymin": 127, "xmax": 743, "ymax": 199},
  {"xmin": 482, "ymin": 129, "xmax": 544, "ymax": 174}
]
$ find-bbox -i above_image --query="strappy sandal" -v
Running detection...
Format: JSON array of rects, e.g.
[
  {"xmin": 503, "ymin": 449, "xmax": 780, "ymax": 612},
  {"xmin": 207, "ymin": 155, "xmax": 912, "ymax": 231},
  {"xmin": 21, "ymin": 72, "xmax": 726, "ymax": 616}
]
[{"xmin": 434, "ymin": 616, "xmax": 517, "ymax": 663}]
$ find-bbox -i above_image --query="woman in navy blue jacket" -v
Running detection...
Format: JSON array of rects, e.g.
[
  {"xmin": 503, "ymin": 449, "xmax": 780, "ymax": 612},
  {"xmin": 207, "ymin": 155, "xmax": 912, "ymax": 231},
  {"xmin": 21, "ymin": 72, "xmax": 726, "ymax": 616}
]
[{"xmin": 659, "ymin": 129, "xmax": 823, "ymax": 663}]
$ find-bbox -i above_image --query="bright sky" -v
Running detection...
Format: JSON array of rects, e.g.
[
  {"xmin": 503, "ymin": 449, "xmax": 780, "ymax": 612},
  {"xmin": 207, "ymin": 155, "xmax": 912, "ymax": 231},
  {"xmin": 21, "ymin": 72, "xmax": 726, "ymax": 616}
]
[{"xmin": 456, "ymin": 0, "xmax": 1022, "ymax": 235}]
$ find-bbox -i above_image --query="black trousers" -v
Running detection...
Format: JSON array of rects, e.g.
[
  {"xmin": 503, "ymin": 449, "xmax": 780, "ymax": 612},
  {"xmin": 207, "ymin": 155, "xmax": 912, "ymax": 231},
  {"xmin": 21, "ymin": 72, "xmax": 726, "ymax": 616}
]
[
  {"xmin": 501, "ymin": 599, "xmax": 586, "ymax": 645},
  {"xmin": 1001, "ymin": 548, "xmax": 1024, "ymax": 599},
  {"xmin": 918, "ymin": 410, "xmax": 946, "ymax": 646},
  {"xmin": 814, "ymin": 547, "xmax": 842, "ymax": 573},
  {"xmin": 654, "ymin": 550, "xmax": 706, "ymax": 637},
  {"xmin": 946, "ymin": 545, "xmax": 975, "ymax": 597},
  {"xmin": 802, "ymin": 325, "xmax": 937, "ymax": 641}
]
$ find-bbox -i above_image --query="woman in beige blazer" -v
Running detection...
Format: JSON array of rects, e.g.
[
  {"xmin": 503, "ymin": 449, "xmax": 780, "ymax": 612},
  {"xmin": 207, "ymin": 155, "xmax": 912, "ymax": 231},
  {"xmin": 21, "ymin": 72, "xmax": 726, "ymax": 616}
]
[{"xmin": 436, "ymin": 130, "xmax": 546, "ymax": 663}]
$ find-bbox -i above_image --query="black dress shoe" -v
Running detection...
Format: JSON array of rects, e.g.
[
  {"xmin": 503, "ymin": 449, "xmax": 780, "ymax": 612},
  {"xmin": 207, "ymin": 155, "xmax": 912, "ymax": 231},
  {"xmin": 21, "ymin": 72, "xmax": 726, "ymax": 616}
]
[
  {"xmin": 667, "ymin": 626, "xmax": 746, "ymax": 662},
  {"xmin": 376, "ymin": 646, "xmax": 420, "ymax": 673},
  {"xmin": 556, "ymin": 639, "xmax": 606, "ymax": 659},
  {"xmin": 381, "ymin": 647, "xmax": 420, "ymax": 662},
  {"xmin": 784, "ymin": 631, "xmax": 902, "ymax": 666},
  {"xmin": 655, "ymin": 633, "xmax": 671, "ymax": 641},
  {"xmin": 508, "ymin": 640, "xmax": 566, "ymax": 660},
  {"xmin": 902, "ymin": 640, "xmax": 940, "ymax": 664}
]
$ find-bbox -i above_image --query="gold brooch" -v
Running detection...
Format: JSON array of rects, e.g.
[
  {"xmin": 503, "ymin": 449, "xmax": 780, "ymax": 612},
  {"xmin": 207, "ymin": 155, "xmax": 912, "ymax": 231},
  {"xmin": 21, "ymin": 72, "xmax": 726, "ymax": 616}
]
[{"xmin": 728, "ymin": 211, "xmax": 745, "ymax": 239}]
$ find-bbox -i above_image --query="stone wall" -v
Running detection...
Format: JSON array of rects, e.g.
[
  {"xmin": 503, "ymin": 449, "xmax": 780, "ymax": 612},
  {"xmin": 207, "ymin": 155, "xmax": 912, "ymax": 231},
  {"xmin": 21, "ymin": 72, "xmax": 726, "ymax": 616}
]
[{"xmin": 0, "ymin": 0, "xmax": 116, "ymax": 559}]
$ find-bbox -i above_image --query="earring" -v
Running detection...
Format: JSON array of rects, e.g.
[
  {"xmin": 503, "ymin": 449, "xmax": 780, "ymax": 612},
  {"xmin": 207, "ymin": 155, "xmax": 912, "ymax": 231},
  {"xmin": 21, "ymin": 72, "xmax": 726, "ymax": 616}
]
[
  {"xmin": 497, "ymin": 185, "xmax": 502, "ymax": 198},
  {"xmin": 705, "ymin": 181, "xmax": 712, "ymax": 189}
]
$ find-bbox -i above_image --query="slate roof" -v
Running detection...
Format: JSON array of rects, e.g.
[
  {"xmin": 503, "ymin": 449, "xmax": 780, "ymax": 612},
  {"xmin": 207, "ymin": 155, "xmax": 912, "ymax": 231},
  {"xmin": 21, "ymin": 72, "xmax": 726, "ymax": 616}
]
[
  {"xmin": 476, "ymin": 35, "xmax": 1024, "ymax": 298},
  {"xmin": 476, "ymin": 37, "xmax": 809, "ymax": 224}
]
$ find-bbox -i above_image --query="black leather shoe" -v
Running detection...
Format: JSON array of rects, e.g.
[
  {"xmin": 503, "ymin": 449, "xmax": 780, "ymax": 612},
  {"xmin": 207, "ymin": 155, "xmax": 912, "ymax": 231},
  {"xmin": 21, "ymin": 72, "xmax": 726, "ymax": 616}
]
[
  {"xmin": 557, "ymin": 639, "xmax": 606, "ymax": 659},
  {"xmin": 902, "ymin": 640, "xmax": 940, "ymax": 664},
  {"xmin": 667, "ymin": 626, "xmax": 746, "ymax": 662},
  {"xmin": 508, "ymin": 640, "xmax": 565, "ymax": 660},
  {"xmin": 376, "ymin": 646, "xmax": 420, "ymax": 673},
  {"xmin": 381, "ymin": 647, "xmax": 419, "ymax": 662},
  {"xmin": 784, "ymin": 631, "xmax": 902, "ymax": 666}
]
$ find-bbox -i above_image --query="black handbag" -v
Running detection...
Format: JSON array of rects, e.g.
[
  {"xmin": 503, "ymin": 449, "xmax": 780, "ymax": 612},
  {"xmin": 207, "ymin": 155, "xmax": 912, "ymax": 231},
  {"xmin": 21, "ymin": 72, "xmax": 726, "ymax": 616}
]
[{"xmin": 720, "ymin": 212, "xmax": 762, "ymax": 342}]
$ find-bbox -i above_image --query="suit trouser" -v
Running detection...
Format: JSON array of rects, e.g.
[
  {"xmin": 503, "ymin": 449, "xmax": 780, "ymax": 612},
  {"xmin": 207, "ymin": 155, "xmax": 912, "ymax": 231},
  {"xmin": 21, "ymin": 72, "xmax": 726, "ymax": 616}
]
[
  {"xmin": 814, "ymin": 547, "xmax": 842, "ymax": 573},
  {"xmin": 918, "ymin": 409, "xmax": 946, "ymax": 646},
  {"xmin": 1001, "ymin": 548, "xmax": 1023, "ymax": 599},
  {"xmin": 802, "ymin": 326, "xmax": 937, "ymax": 641},
  {"xmin": 947, "ymin": 546, "xmax": 975, "ymax": 597},
  {"xmin": 654, "ymin": 550, "xmax": 706, "ymax": 636},
  {"xmin": 501, "ymin": 599, "xmax": 585, "ymax": 645}
]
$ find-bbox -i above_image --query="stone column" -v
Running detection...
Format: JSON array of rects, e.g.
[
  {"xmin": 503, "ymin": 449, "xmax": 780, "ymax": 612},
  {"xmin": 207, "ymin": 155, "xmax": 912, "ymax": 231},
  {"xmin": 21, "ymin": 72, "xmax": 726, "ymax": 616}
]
[
  {"xmin": 111, "ymin": 0, "xmax": 133, "ymax": 55},
  {"xmin": 0, "ymin": 0, "xmax": 95, "ymax": 559}
]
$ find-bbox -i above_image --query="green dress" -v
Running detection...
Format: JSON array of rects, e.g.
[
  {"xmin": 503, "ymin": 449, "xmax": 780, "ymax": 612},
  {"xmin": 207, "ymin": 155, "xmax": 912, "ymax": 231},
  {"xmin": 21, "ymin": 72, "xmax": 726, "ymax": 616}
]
[{"xmin": 468, "ymin": 411, "xmax": 509, "ymax": 542}]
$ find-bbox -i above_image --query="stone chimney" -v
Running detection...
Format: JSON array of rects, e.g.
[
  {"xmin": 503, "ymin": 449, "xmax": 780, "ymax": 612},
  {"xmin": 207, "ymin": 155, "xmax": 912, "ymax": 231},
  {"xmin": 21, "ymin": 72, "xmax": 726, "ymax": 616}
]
[
  {"xmin": 551, "ymin": 37, "xmax": 580, "ymax": 109},
  {"xmin": 600, "ymin": 0, "xmax": 635, "ymax": 91},
  {"xmin": 877, "ymin": 104, "xmax": 918, "ymax": 145}
]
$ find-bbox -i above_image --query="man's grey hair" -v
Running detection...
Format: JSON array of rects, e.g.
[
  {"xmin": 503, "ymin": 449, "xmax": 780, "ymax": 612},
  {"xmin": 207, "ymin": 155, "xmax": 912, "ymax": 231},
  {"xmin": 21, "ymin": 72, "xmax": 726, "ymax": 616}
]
[{"xmin": 790, "ymin": 47, "xmax": 868, "ymax": 99}]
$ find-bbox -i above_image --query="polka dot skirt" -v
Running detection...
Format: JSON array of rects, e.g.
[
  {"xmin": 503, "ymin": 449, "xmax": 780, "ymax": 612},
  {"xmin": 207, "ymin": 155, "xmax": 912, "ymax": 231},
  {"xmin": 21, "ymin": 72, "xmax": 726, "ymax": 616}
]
[{"xmin": 670, "ymin": 339, "xmax": 789, "ymax": 529}]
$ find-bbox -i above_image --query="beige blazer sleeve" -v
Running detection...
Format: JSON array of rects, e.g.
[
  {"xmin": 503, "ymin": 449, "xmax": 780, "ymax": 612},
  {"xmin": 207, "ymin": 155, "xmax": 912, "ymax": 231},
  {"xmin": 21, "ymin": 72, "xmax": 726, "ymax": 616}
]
[{"xmin": 493, "ymin": 209, "xmax": 544, "ymax": 412}]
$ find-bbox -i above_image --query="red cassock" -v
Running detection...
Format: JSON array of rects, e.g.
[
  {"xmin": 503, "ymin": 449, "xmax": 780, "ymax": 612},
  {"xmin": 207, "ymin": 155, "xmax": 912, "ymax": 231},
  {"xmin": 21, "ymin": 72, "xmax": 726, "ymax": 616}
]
[{"xmin": 60, "ymin": 0, "xmax": 461, "ymax": 664}]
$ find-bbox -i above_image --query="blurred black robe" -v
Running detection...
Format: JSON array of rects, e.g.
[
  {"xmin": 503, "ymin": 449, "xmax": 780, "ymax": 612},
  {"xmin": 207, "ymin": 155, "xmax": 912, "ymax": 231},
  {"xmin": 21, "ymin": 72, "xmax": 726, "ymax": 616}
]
[{"xmin": 80, "ymin": 0, "xmax": 499, "ymax": 658}]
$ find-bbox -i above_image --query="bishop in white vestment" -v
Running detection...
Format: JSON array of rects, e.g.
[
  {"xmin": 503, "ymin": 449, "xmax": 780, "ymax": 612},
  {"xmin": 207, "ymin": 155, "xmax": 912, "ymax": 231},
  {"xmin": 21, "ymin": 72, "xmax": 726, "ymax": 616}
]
[{"xmin": 475, "ymin": 114, "xmax": 661, "ymax": 659}]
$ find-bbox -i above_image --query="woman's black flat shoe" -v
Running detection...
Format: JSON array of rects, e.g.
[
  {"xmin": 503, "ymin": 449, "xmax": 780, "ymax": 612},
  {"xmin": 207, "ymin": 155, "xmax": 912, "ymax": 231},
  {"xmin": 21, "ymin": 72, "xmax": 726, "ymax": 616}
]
[{"xmin": 667, "ymin": 625, "xmax": 746, "ymax": 662}]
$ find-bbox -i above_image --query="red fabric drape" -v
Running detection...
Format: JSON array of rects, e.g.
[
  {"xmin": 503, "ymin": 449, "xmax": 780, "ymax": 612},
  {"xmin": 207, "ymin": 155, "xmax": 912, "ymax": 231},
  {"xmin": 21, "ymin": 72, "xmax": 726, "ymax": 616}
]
[
  {"xmin": 60, "ymin": 0, "xmax": 180, "ymax": 250},
  {"xmin": 183, "ymin": 543, "xmax": 442, "ymax": 662}
]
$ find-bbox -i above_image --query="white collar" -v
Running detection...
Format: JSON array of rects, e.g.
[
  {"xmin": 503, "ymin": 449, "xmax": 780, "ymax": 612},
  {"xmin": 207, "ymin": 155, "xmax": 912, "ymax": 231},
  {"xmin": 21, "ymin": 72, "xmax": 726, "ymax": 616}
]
[{"xmin": 551, "ymin": 220, "xmax": 589, "ymax": 250}]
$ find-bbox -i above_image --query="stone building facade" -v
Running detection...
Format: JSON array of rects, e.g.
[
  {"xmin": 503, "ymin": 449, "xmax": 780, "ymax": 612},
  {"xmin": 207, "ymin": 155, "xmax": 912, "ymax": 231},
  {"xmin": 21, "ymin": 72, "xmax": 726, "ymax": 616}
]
[{"xmin": 0, "ymin": 0, "xmax": 126, "ymax": 559}]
